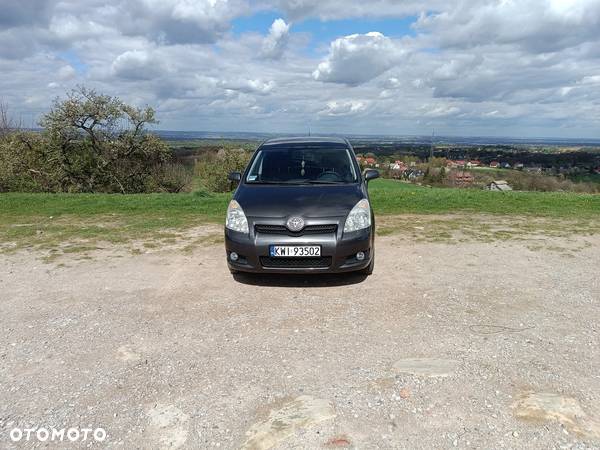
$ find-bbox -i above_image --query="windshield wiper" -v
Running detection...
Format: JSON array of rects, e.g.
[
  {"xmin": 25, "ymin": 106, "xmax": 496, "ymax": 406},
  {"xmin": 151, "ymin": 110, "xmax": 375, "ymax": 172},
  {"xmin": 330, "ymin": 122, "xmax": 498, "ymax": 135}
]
[
  {"xmin": 248, "ymin": 180, "xmax": 347, "ymax": 185},
  {"xmin": 305, "ymin": 180, "xmax": 345, "ymax": 184},
  {"xmin": 248, "ymin": 180, "xmax": 307, "ymax": 185}
]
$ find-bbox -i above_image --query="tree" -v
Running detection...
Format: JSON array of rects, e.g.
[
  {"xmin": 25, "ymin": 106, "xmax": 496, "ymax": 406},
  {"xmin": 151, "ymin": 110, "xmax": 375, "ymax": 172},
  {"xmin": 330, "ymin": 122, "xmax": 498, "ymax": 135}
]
[
  {"xmin": 0, "ymin": 102, "xmax": 21, "ymax": 139},
  {"xmin": 40, "ymin": 87, "xmax": 173, "ymax": 193}
]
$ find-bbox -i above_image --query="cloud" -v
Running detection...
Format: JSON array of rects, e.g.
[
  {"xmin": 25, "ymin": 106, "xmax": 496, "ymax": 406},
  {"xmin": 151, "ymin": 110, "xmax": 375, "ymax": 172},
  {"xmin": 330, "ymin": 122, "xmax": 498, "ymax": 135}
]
[
  {"xmin": 0, "ymin": 0, "xmax": 55, "ymax": 27},
  {"xmin": 416, "ymin": 0, "xmax": 600, "ymax": 53},
  {"xmin": 270, "ymin": 0, "xmax": 447, "ymax": 20},
  {"xmin": 261, "ymin": 18, "xmax": 290, "ymax": 59},
  {"xmin": 57, "ymin": 65, "xmax": 76, "ymax": 80},
  {"xmin": 422, "ymin": 104, "xmax": 461, "ymax": 117},
  {"xmin": 319, "ymin": 100, "xmax": 368, "ymax": 116},
  {"xmin": 313, "ymin": 32, "xmax": 405, "ymax": 85},
  {"xmin": 218, "ymin": 78, "xmax": 276, "ymax": 95},
  {"xmin": 121, "ymin": 0, "xmax": 247, "ymax": 44},
  {"xmin": 111, "ymin": 50, "xmax": 167, "ymax": 80}
]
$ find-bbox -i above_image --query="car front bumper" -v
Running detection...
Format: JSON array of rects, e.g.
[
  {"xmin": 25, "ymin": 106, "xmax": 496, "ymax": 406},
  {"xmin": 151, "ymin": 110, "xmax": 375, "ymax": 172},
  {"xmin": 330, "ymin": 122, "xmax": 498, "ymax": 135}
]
[{"xmin": 224, "ymin": 220, "xmax": 373, "ymax": 274}]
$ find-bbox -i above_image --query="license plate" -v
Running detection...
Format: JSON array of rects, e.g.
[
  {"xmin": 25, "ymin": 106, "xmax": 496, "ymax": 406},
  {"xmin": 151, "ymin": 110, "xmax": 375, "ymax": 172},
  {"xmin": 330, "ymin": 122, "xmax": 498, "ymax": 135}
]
[{"xmin": 269, "ymin": 245, "xmax": 321, "ymax": 257}]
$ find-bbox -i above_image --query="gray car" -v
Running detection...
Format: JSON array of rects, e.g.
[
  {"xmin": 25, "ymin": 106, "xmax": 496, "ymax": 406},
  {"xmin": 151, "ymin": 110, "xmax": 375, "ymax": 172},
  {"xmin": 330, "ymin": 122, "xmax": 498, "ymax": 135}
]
[{"xmin": 224, "ymin": 137, "xmax": 379, "ymax": 275}]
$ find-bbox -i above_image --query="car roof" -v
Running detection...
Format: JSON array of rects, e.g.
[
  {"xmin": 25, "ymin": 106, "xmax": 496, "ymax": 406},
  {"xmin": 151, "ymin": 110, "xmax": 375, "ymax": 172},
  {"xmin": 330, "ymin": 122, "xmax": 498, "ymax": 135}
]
[{"xmin": 261, "ymin": 136, "xmax": 349, "ymax": 147}]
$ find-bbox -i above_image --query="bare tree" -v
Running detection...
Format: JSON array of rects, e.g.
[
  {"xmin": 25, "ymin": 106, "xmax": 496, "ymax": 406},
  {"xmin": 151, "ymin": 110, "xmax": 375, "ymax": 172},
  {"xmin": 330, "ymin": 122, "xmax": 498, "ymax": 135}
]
[{"xmin": 0, "ymin": 102, "xmax": 20, "ymax": 138}]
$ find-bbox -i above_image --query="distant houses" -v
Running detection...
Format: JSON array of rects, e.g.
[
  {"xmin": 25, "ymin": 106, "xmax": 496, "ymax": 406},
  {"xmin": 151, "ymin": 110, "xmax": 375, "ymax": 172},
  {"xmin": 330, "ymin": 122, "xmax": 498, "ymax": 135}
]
[
  {"xmin": 388, "ymin": 160, "xmax": 423, "ymax": 180},
  {"xmin": 448, "ymin": 171, "xmax": 474, "ymax": 186},
  {"xmin": 445, "ymin": 159, "xmax": 518, "ymax": 169},
  {"xmin": 447, "ymin": 160, "xmax": 466, "ymax": 168},
  {"xmin": 389, "ymin": 160, "xmax": 408, "ymax": 171},
  {"xmin": 357, "ymin": 155, "xmax": 377, "ymax": 167}
]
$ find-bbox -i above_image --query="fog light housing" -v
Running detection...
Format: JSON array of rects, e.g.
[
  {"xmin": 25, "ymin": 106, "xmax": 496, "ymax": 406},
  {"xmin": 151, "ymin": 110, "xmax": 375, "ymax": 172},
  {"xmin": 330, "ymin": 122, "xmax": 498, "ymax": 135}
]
[
  {"xmin": 230, "ymin": 252, "xmax": 239, "ymax": 262},
  {"xmin": 356, "ymin": 251, "xmax": 365, "ymax": 261}
]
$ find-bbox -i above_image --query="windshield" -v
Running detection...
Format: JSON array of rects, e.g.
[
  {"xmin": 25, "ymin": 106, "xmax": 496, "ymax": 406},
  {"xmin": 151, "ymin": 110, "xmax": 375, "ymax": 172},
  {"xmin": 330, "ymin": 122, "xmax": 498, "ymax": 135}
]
[{"xmin": 245, "ymin": 146, "xmax": 358, "ymax": 184}]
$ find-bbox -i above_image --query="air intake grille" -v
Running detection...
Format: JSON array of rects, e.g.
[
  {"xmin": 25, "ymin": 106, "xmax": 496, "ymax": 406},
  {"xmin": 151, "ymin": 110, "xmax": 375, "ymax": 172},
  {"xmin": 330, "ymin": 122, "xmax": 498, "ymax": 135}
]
[
  {"xmin": 255, "ymin": 224, "xmax": 337, "ymax": 236},
  {"xmin": 260, "ymin": 256, "xmax": 332, "ymax": 268}
]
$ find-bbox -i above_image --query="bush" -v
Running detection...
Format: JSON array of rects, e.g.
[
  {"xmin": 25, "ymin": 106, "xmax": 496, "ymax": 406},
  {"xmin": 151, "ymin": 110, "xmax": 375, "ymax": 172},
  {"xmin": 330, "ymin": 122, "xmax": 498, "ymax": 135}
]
[
  {"xmin": 0, "ymin": 132, "xmax": 61, "ymax": 192},
  {"xmin": 194, "ymin": 148, "xmax": 251, "ymax": 192},
  {"xmin": 0, "ymin": 87, "xmax": 187, "ymax": 193},
  {"xmin": 147, "ymin": 163, "xmax": 193, "ymax": 193}
]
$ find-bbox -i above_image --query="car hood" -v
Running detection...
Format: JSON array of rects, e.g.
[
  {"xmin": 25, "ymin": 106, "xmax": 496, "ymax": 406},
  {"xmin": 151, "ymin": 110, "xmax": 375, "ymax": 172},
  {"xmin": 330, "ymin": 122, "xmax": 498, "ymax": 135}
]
[{"xmin": 235, "ymin": 184, "xmax": 365, "ymax": 218}]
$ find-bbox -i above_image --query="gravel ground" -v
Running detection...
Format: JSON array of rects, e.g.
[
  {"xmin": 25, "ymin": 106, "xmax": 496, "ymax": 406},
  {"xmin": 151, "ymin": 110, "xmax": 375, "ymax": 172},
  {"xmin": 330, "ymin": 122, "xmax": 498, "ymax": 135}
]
[{"xmin": 1, "ymin": 228, "xmax": 600, "ymax": 449}]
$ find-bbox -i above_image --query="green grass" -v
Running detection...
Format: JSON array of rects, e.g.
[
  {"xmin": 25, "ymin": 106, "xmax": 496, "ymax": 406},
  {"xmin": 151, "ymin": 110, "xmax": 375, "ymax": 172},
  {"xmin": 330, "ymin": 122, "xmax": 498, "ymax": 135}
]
[
  {"xmin": 369, "ymin": 179, "xmax": 600, "ymax": 217},
  {"xmin": 1, "ymin": 178, "xmax": 598, "ymax": 252},
  {"xmin": 0, "ymin": 192, "xmax": 230, "ymax": 252}
]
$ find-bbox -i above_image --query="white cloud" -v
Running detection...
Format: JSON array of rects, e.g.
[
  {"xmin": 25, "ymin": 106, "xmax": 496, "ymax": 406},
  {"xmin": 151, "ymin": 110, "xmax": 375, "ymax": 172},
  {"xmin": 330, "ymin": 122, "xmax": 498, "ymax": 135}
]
[
  {"xmin": 319, "ymin": 100, "xmax": 368, "ymax": 116},
  {"xmin": 111, "ymin": 50, "xmax": 167, "ymax": 80},
  {"xmin": 313, "ymin": 32, "xmax": 405, "ymax": 85},
  {"xmin": 139, "ymin": 0, "xmax": 246, "ymax": 44},
  {"xmin": 261, "ymin": 18, "xmax": 290, "ymax": 59},
  {"xmin": 218, "ymin": 78, "xmax": 276, "ymax": 95},
  {"xmin": 57, "ymin": 65, "xmax": 76, "ymax": 80},
  {"xmin": 270, "ymin": 0, "xmax": 447, "ymax": 20},
  {"xmin": 416, "ymin": 0, "xmax": 600, "ymax": 53},
  {"xmin": 422, "ymin": 104, "xmax": 461, "ymax": 118}
]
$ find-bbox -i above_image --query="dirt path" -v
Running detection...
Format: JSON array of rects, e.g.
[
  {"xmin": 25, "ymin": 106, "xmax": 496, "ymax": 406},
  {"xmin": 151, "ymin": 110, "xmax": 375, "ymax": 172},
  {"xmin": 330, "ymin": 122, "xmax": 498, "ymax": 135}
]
[{"xmin": 1, "ymin": 233, "xmax": 600, "ymax": 449}]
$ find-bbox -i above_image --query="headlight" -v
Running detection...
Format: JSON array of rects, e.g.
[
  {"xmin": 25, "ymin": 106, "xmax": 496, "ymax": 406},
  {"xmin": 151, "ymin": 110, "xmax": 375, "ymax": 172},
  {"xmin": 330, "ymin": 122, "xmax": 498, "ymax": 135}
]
[
  {"xmin": 226, "ymin": 200, "xmax": 249, "ymax": 234},
  {"xmin": 344, "ymin": 199, "xmax": 371, "ymax": 233}
]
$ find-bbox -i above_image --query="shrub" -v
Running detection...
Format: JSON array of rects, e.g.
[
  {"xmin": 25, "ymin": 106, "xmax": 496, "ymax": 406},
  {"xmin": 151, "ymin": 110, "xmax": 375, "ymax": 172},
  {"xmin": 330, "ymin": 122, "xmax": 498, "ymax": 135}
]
[
  {"xmin": 0, "ymin": 87, "xmax": 186, "ymax": 193},
  {"xmin": 38, "ymin": 87, "xmax": 174, "ymax": 193},
  {"xmin": 147, "ymin": 163, "xmax": 193, "ymax": 193},
  {"xmin": 194, "ymin": 148, "xmax": 251, "ymax": 192},
  {"xmin": 0, "ymin": 131, "xmax": 61, "ymax": 192}
]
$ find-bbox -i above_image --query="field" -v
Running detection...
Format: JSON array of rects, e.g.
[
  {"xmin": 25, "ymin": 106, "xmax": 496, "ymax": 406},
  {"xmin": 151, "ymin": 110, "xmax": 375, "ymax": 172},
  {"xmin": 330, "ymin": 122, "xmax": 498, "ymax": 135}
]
[{"xmin": 1, "ymin": 179, "xmax": 599, "ymax": 254}]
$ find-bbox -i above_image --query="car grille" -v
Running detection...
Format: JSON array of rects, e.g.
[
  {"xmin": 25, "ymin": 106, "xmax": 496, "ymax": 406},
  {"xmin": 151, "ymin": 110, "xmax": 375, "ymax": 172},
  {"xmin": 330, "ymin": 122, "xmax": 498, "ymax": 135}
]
[
  {"xmin": 260, "ymin": 256, "xmax": 332, "ymax": 268},
  {"xmin": 255, "ymin": 224, "xmax": 337, "ymax": 236}
]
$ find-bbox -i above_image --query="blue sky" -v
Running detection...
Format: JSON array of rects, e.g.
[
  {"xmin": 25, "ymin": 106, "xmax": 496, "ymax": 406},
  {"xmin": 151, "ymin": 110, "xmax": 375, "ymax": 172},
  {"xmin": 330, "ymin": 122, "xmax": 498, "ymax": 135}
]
[
  {"xmin": 58, "ymin": 51, "xmax": 88, "ymax": 75},
  {"xmin": 1, "ymin": 0, "xmax": 600, "ymax": 138},
  {"xmin": 233, "ymin": 11, "xmax": 417, "ymax": 55}
]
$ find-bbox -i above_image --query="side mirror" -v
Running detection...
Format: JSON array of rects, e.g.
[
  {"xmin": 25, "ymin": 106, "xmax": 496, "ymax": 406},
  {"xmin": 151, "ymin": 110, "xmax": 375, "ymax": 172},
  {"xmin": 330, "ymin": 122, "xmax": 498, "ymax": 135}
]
[
  {"xmin": 364, "ymin": 169, "xmax": 380, "ymax": 182},
  {"xmin": 228, "ymin": 171, "xmax": 242, "ymax": 182}
]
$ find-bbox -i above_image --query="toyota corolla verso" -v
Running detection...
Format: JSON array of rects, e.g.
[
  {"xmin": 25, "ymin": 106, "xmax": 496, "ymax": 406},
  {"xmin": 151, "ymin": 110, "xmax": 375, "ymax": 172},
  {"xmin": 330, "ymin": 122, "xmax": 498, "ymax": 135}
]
[{"xmin": 224, "ymin": 137, "xmax": 379, "ymax": 275}]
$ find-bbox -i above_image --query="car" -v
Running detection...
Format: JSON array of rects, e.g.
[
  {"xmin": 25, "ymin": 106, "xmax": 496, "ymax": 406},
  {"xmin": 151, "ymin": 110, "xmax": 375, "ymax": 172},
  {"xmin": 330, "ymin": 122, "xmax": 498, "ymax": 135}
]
[{"xmin": 224, "ymin": 137, "xmax": 379, "ymax": 275}]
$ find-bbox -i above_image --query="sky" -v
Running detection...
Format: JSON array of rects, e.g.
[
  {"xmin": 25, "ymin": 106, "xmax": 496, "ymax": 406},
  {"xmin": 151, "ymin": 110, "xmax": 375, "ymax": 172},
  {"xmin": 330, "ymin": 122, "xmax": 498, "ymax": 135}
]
[{"xmin": 1, "ymin": 0, "xmax": 600, "ymax": 138}]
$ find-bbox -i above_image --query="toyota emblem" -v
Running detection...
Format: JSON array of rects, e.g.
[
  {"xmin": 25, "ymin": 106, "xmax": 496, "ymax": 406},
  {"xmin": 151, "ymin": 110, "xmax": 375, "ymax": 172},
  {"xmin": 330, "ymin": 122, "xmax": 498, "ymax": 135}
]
[{"xmin": 286, "ymin": 216, "xmax": 305, "ymax": 232}]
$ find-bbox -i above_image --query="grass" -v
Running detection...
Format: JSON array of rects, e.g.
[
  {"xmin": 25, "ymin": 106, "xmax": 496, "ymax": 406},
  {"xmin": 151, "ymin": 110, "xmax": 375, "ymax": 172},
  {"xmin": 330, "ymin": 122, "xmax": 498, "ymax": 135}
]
[
  {"xmin": 0, "ymin": 192, "xmax": 230, "ymax": 253},
  {"xmin": 1, "ymin": 179, "xmax": 598, "ymax": 253},
  {"xmin": 369, "ymin": 179, "xmax": 600, "ymax": 217}
]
